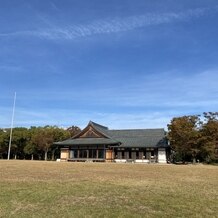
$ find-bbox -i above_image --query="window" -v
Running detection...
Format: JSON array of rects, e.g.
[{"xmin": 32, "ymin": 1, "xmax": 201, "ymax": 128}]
[
  {"xmin": 98, "ymin": 150, "xmax": 104, "ymax": 159},
  {"xmin": 136, "ymin": 151, "xmax": 139, "ymax": 159},
  {"xmin": 88, "ymin": 150, "xmax": 92, "ymax": 158},
  {"xmin": 74, "ymin": 150, "xmax": 78, "ymax": 158},
  {"xmin": 88, "ymin": 149, "xmax": 97, "ymax": 158},
  {"xmin": 79, "ymin": 150, "xmax": 87, "ymax": 158},
  {"xmin": 129, "ymin": 151, "xmax": 132, "ymax": 159},
  {"xmin": 117, "ymin": 152, "xmax": 122, "ymax": 159}
]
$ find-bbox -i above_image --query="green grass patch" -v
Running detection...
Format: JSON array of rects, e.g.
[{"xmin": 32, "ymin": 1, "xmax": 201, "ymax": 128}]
[{"xmin": 0, "ymin": 161, "xmax": 217, "ymax": 217}]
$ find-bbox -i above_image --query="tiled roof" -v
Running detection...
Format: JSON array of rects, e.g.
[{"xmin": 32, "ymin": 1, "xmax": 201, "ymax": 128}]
[
  {"xmin": 55, "ymin": 137, "xmax": 119, "ymax": 145},
  {"xmin": 55, "ymin": 121, "xmax": 168, "ymax": 148},
  {"xmin": 91, "ymin": 121, "xmax": 168, "ymax": 148}
]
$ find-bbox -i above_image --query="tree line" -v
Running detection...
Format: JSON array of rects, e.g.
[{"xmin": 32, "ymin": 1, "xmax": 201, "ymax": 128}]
[
  {"xmin": 0, "ymin": 126, "xmax": 81, "ymax": 160},
  {"xmin": 0, "ymin": 112, "xmax": 218, "ymax": 162},
  {"xmin": 168, "ymin": 112, "xmax": 218, "ymax": 163}
]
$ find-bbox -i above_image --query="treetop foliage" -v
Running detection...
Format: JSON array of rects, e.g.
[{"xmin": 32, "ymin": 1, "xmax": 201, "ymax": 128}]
[
  {"xmin": 167, "ymin": 112, "xmax": 218, "ymax": 163},
  {"xmin": 0, "ymin": 125, "xmax": 81, "ymax": 160}
]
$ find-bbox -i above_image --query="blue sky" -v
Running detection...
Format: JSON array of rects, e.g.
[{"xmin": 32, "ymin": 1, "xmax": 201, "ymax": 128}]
[{"xmin": 1, "ymin": 0, "xmax": 218, "ymax": 129}]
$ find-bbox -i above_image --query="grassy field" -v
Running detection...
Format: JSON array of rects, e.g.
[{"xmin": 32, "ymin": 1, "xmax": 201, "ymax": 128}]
[{"xmin": 0, "ymin": 161, "xmax": 218, "ymax": 218}]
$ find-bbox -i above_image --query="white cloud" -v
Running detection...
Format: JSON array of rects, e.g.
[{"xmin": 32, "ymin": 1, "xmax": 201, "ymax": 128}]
[
  {"xmin": 9, "ymin": 68, "xmax": 218, "ymax": 109},
  {"xmin": 0, "ymin": 106, "xmax": 172, "ymax": 129},
  {"xmin": 0, "ymin": 65, "xmax": 22, "ymax": 72},
  {"xmin": 0, "ymin": 7, "xmax": 213, "ymax": 40},
  {"xmin": 1, "ymin": 69, "xmax": 217, "ymax": 129},
  {"xmin": 92, "ymin": 69, "xmax": 218, "ymax": 109}
]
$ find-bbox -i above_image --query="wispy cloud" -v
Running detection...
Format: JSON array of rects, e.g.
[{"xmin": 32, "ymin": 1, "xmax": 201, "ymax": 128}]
[
  {"xmin": 0, "ymin": 65, "xmax": 23, "ymax": 72},
  {"xmin": 5, "ymin": 68, "xmax": 217, "ymax": 112},
  {"xmin": 20, "ymin": 69, "xmax": 218, "ymax": 109},
  {"xmin": 1, "ymin": 69, "xmax": 217, "ymax": 128},
  {"xmin": 0, "ymin": 7, "xmax": 214, "ymax": 40},
  {"xmin": 114, "ymin": 69, "xmax": 218, "ymax": 108},
  {"xmin": 49, "ymin": 1, "xmax": 60, "ymax": 12},
  {"xmin": 0, "ymin": 106, "xmax": 173, "ymax": 129}
]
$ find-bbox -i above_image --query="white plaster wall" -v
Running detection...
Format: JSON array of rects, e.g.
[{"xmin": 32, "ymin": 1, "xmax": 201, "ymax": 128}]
[{"xmin": 158, "ymin": 148, "xmax": 167, "ymax": 163}]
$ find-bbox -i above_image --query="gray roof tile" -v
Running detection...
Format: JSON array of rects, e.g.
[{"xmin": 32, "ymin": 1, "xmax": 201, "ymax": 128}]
[{"xmin": 55, "ymin": 121, "xmax": 168, "ymax": 148}]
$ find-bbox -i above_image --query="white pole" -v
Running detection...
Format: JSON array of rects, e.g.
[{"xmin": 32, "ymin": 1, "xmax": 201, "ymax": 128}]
[{"xmin": 7, "ymin": 92, "xmax": 16, "ymax": 160}]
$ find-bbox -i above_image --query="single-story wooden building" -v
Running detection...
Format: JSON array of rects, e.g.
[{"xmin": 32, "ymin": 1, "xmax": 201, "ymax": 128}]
[{"xmin": 55, "ymin": 121, "xmax": 170, "ymax": 163}]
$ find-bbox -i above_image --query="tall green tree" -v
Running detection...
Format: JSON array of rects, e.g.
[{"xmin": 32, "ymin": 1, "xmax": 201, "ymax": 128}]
[
  {"xmin": 199, "ymin": 112, "xmax": 218, "ymax": 162},
  {"xmin": 167, "ymin": 115, "xmax": 201, "ymax": 162},
  {"xmin": 0, "ymin": 129, "xmax": 8, "ymax": 158},
  {"xmin": 0, "ymin": 124, "xmax": 80, "ymax": 160},
  {"xmin": 10, "ymin": 128, "xmax": 29, "ymax": 159},
  {"xmin": 23, "ymin": 144, "xmax": 36, "ymax": 160},
  {"xmin": 31, "ymin": 126, "xmax": 70, "ymax": 161},
  {"xmin": 23, "ymin": 126, "xmax": 40, "ymax": 160},
  {"xmin": 31, "ymin": 127, "xmax": 53, "ymax": 161},
  {"xmin": 50, "ymin": 127, "xmax": 70, "ymax": 160}
]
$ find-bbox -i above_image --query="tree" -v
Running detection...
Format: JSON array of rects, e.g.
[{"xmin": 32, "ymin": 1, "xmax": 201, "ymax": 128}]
[
  {"xmin": 168, "ymin": 112, "xmax": 218, "ymax": 163},
  {"xmin": 167, "ymin": 115, "xmax": 201, "ymax": 163},
  {"xmin": 23, "ymin": 127, "xmax": 40, "ymax": 160},
  {"xmin": 10, "ymin": 128, "xmax": 29, "ymax": 159},
  {"xmin": 31, "ymin": 126, "xmax": 71, "ymax": 161},
  {"xmin": 0, "ymin": 129, "xmax": 8, "ymax": 158},
  {"xmin": 50, "ymin": 127, "xmax": 70, "ymax": 160},
  {"xmin": 199, "ymin": 112, "xmax": 218, "ymax": 162},
  {"xmin": 31, "ymin": 127, "xmax": 53, "ymax": 161},
  {"xmin": 23, "ymin": 144, "xmax": 36, "ymax": 160},
  {"xmin": 0, "ymin": 124, "xmax": 81, "ymax": 160},
  {"xmin": 67, "ymin": 126, "xmax": 81, "ymax": 137}
]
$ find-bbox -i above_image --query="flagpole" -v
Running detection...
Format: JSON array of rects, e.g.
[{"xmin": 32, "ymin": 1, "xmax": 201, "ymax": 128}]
[{"xmin": 7, "ymin": 92, "xmax": 16, "ymax": 160}]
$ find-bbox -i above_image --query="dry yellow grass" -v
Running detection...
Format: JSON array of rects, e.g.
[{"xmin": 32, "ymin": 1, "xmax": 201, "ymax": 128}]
[{"xmin": 0, "ymin": 160, "xmax": 218, "ymax": 218}]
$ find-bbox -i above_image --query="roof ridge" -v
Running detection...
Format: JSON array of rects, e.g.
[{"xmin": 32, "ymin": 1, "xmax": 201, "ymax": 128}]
[
  {"xmin": 109, "ymin": 128, "xmax": 165, "ymax": 131},
  {"xmin": 89, "ymin": 121, "xmax": 108, "ymax": 130}
]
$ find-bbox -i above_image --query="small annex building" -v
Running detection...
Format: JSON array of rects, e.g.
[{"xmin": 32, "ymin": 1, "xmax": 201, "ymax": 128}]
[{"xmin": 55, "ymin": 121, "xmax": 169, "ymax": 163}]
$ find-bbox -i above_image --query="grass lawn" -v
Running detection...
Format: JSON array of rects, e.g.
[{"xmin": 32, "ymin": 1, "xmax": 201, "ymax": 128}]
[{"xmin": 0, "ymin": 161, "xmax": 218, "ymax": 218}]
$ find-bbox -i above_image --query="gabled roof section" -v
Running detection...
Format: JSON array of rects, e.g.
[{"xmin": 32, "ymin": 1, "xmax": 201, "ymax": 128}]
[
  {"xmin": 88, "ymin": 121, "xmax": 112, "ymax": 138},
  {"xmin": 72, "ymin": 121, "xmax": 110, "ymax": 139},
  {"xmin": 89, "ymin": 121, "xmax": 108, "ymax": 130}
]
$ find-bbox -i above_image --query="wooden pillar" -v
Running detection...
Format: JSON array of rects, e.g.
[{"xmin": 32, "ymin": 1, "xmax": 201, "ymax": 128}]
[
  {"xmin": 104, "ymin": 145, "xmax": 106, "ymax": 159},
  {"xmin": 124, "ymin": 151, "xmax": 129, "ymax": 159},
  {"xmin": 117, "ymin": 151, "xmax": 122, "ymax": 159},
  {"xmin": 139, "ymin": 151, "xmax": 143, "ymax": 159},
  {"xmin": 131, "ymin": 151, "xmax": 136, "ymax": 160},
  {"xmin": 146, "ymin": 151, "xmax": 151, "ymax": 160},
  {"xmin": 51, "ymin": 149, "xmax": 55, "ymax": 161},
  {"xmin": 96, "ymin": 149, "xmax": 99, "ymax": 159}
]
